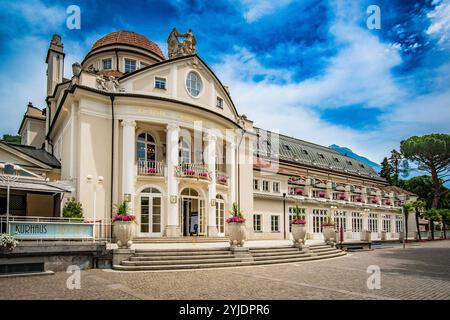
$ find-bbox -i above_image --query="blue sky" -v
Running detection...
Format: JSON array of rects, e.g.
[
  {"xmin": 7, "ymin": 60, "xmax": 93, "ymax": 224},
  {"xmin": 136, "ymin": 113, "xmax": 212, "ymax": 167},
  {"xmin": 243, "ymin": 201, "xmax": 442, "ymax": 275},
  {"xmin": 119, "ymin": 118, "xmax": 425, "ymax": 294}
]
[{"xmin": 0, "ymin": 0, "xmax": 449, "ymax": 164}]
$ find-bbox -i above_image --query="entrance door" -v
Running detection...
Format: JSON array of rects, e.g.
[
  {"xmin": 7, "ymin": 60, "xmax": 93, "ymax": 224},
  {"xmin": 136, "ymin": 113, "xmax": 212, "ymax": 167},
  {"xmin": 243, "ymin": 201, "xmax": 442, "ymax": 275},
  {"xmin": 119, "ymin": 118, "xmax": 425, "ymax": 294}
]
[
  {"xmin": 179, "ymin": 188, "xmax": 206, "ymax": 236},
  {"xmin": 139, "ymin": 188, "xmax": 162, "ymax": 237}
]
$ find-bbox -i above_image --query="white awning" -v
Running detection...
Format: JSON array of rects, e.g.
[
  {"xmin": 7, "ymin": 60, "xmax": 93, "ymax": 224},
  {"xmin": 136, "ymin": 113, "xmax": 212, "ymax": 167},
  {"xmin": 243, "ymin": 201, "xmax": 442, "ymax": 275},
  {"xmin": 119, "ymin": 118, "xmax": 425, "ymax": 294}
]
[{"xmin": 0, "ymin": 180, "xmax": 72, "ymax": 193}]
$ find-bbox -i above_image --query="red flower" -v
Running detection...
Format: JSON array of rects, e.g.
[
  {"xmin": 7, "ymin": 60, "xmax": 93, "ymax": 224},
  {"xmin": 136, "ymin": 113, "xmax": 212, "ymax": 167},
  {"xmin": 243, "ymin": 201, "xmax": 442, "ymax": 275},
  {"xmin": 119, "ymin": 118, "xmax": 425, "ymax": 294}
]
[
  {"xmin": 290, "ymin": 219, "xmax": 306, "ymax": 225},
  {"xmin": 226, "ymin": 216, "xmax": 246, "ymax": 223}
]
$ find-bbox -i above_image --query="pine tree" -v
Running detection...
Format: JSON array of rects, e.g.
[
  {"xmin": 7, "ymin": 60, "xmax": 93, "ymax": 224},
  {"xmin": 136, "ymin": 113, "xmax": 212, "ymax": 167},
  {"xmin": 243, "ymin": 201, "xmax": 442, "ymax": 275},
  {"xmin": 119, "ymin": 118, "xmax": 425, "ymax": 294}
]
[{"xmin": 380, "ymin": 157, "xmax": 392, "ymax": 183}]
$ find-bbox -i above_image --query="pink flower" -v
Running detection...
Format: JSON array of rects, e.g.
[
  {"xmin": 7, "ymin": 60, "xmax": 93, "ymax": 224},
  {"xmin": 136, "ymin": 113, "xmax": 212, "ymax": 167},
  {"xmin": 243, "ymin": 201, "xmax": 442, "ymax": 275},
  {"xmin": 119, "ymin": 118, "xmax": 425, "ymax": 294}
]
[
  {"xmin": 218, "ymin": 176, "xmax": 227, "ymax": 183},
  {"xmin": 339, "ymin": 194, "xmax": 347, "ymax": 200},
  {"xmin": 372, "ymin": 198, "xmax": 379, "ymax": 204},
  {"xmin": 290, "ymin": 219, "xmax": 306, "ymax": 225},
  {"xmin": 199, "ymin": 171, "xmax": 208, "ymax": 177},
  {"xmin": 295, "ymin": 188, "xmax": 304, "ymax": 195},
  {"xmin": 147, "ymin": 168, "xmax": 158, "ymax": 173},
  {"xmin": 355, "ymin": 196, "xmax": 363, "ymax": 202},
  {"xmin": 226, "ymin": 216, "xmax": 246, "ymax": 223},
  {"xmin": 318, "ymin": 191, "xmax": 326, "ymax": 198}
]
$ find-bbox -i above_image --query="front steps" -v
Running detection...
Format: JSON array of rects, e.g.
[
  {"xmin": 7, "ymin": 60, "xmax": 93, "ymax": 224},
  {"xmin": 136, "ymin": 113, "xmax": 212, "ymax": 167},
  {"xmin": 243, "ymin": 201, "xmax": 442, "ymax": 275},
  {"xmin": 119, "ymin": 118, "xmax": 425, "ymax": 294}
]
[
  {"xmin": 113, "ymin": 244, "xmax": 346, "ymax": 271},
  {"xmin": 133, "ymin": 237, "xmax": 228, "ymax": 244}
]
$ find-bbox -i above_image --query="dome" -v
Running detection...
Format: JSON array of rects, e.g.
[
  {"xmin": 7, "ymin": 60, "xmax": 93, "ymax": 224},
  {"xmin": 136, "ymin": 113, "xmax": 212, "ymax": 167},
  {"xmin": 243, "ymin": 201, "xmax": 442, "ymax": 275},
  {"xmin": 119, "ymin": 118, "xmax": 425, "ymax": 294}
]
[{"xmin": 90, "ymin": 30, "xmax": 165, "ymax": 60}]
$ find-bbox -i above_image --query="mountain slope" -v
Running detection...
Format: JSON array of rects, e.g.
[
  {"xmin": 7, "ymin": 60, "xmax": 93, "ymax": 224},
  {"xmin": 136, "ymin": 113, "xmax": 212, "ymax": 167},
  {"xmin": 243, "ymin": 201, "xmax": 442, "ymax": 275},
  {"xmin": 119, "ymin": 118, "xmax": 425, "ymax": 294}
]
[{"xmin": 329, "ymin": 144, "xmax": 381, "ymax": 173}]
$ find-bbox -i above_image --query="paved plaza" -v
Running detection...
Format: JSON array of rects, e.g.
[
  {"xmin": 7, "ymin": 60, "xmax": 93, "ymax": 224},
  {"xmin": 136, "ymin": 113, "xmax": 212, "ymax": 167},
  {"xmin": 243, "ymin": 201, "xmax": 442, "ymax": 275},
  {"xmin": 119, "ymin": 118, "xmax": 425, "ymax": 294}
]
[{"xmin": 1, "ymin": 240, "xmax": 450, "ymax": 300}]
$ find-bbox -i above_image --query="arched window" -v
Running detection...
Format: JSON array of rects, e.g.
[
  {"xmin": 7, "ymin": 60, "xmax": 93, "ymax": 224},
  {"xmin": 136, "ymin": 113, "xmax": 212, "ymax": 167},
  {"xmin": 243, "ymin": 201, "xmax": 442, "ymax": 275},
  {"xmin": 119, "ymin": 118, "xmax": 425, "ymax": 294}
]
[
  {"xmin": 141, "ymin": 187, "xmax": 161, "ymax": 194},
  {"xmin": 181, "ymin": 188, "xmax": 199, "ymax": 197},
  {"xmin": 137, "ymin": 133, "xmax": 156, "ymax": 162},
  {"xmin": 186, "ymin": 71, "xmax": 202, "ymax": 97}
]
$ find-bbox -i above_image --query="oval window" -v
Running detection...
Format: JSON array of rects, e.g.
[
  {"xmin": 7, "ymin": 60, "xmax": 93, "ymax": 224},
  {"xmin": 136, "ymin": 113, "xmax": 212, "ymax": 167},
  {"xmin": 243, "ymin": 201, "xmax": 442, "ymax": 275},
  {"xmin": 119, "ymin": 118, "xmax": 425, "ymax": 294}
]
[{"xmin": 186, "ymin": 71, "xmax": 202, "ymax": 97}]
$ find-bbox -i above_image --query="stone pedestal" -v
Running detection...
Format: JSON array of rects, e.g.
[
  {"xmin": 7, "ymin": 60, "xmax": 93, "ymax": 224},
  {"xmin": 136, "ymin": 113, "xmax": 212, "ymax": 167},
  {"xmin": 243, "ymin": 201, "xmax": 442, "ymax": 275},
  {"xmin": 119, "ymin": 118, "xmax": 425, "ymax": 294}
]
[{"xmin": 112, "ymin": 249, "xmax": 135, "ymax": 266}]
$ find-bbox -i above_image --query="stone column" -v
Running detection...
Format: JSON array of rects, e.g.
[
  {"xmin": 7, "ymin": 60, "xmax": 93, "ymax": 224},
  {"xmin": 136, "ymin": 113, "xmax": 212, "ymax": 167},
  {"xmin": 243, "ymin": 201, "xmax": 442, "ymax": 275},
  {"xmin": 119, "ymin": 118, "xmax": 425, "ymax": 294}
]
[
  {"xmin": 205, "ymin": 132, "xmax": 218, "ymax": 236},
  {"xmin": 121, "ymin": 120, "xmax": 136, "ymax": 209},
  {"xmin": 226, "ymin": 140, "xmax": 236, "ymax": 205},
  {"xmin": 166, "ymin": 123, "xmax": 180, "ymax": 237}
]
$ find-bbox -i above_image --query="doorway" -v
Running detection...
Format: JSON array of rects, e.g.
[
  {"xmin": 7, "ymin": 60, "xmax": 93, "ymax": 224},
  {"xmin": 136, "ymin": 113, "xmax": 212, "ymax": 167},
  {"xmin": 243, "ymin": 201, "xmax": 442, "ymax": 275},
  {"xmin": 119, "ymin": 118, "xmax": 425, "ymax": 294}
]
[
  {"xmin": 179, "ymin": 188, "xmax": 206, "ymax": 236},
  {"xmin": 139, "ymin": 187, "xmax": 162, "ymax": 237}
]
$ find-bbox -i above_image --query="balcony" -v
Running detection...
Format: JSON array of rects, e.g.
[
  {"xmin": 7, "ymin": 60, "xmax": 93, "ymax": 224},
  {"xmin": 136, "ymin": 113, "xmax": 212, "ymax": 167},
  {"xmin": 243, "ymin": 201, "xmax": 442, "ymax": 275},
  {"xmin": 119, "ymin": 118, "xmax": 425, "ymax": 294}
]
[
  {"xmin": 177, "ymin": 163, "xmax": 210, "ymax": 181},
  {"xmin": 137, "ymin": 160, "xmax": 165, "ymax": 176}
]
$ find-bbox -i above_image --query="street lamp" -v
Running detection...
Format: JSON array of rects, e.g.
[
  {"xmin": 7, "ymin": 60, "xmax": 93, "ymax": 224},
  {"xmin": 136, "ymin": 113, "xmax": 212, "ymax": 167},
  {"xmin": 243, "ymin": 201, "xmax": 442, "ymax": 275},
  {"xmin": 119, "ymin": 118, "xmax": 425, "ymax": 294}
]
[
  {"xmin": 0, "ymin": 163, "xmax": 21, "ymax": 233},
  {"xmin": 87, "ymin": 175, "xmax": 104, "ymax": 241}
]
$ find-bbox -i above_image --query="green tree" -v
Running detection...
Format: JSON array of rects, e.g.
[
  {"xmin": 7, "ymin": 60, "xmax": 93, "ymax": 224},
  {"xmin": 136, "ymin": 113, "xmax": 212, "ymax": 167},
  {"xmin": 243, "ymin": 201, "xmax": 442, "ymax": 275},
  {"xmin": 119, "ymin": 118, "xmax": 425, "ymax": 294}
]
[
  {"xmin": 1, "ymin": 134, "xmax": 21, "ymax": 144},
  {"xmin": 389, "ymin": 149, "xmax": 403, "ymax": 185},
  {"xmin": 401, "ymin": 134, "xmax": 450, "ymax": 210},
  {"xmin": 380, "ymin": 157, "xmax": 392, "ymax": 183},
  {"xmin": 62, "ymin": 198, "xmax": 83, "ymax": 219}
]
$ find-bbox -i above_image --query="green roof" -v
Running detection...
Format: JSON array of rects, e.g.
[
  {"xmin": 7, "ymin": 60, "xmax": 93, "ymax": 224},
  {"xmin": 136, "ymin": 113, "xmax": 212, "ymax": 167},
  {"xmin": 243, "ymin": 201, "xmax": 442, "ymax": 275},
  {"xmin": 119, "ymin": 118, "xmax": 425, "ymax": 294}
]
[{"xmin": 254, "ymin": 128, "xmax": 384, "ymax": 181}]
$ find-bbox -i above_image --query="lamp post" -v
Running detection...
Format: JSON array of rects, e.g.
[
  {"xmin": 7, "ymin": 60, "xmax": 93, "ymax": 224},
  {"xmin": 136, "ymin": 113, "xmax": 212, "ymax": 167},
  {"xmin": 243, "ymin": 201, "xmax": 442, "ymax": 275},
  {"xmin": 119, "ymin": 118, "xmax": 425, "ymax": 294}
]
[
  {"xmin": 87, "ymin": 175, "xmax": 104, "ymax": 241},
  {"xmin": 0, "ymin": 163, "xmax": 21, "ymax": 233}
]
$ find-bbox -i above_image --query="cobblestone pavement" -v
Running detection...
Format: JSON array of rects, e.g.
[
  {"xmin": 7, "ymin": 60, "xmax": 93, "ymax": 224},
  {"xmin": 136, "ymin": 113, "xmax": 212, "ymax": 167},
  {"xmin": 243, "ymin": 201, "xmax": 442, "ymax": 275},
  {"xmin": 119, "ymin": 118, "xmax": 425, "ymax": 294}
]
[{"xmin": 1, "ymin": 240, "xmax": 450, "ymax": 300}]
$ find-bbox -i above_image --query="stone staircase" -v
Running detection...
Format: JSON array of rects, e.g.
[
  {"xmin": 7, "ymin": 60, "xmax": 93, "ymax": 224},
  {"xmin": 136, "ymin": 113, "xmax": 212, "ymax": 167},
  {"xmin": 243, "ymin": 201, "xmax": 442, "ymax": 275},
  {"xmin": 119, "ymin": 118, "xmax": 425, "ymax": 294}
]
[
  {"xmin": 133, "ymin": 237, "xmax": 228, "ymax": 243},
  {"xmin": 112, "ymin": 244, "xmax": 346, "ymax": 271}
]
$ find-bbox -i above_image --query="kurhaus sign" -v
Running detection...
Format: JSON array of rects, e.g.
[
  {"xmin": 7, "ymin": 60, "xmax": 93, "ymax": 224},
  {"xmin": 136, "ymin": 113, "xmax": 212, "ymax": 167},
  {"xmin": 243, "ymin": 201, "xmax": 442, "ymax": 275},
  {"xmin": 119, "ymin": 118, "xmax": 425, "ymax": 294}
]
[{"xmin": 9, "ymin": 221, "xmax": 94, "ymax": 240}]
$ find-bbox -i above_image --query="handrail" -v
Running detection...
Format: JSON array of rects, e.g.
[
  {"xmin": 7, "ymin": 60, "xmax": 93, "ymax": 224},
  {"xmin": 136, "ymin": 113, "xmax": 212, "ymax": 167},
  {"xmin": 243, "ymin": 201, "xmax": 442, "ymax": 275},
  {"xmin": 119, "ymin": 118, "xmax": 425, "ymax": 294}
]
[{"xmin": 137, "ymin": 159, "xmax": 165, "ymax": 176}]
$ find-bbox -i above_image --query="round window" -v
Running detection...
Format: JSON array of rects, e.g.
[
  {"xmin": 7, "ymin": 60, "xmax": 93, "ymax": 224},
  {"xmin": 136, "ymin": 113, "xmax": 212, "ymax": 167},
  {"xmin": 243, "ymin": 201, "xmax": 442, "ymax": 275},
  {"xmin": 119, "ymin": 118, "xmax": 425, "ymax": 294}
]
[{"xmin": 186, "ymin": 71, "xmax": 202, "ymax": 97}]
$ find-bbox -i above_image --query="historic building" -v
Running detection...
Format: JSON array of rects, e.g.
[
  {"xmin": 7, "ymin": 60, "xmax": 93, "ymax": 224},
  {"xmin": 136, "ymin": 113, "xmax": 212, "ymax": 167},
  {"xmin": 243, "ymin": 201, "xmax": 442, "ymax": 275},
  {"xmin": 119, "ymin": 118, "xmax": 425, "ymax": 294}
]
[{"xmin": 1, "ymin": 29, "xmax": 417, "ymax": 241}]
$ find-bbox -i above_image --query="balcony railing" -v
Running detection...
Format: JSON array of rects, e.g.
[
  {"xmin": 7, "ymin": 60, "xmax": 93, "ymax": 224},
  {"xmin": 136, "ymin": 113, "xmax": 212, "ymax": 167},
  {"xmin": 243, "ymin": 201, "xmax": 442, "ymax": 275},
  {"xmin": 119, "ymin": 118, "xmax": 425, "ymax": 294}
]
[
  {"xmin": 216, "ymin": 172, "xmax": 228, "ymax": 185},
  {"xmin": 177, "ymin": 163, "xmax": 210, "ymax": 180},
  {"xmin": 138, "ymin": 160, "xmax": 165, "ymax": 176}
]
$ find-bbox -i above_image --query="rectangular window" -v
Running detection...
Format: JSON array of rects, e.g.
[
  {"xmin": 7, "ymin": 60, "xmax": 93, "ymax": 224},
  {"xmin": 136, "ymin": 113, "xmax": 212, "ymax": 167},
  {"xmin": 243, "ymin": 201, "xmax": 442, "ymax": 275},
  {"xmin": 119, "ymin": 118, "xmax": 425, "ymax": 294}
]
[
  {"xmin": 395, "ymin": 215, "xmax": 403, "ymax": 233},
  {"xmin": 334, "ymin": 211, "xmax": 347, "ymax": 232},
  {"xmin": 351, "ymin": 212, "xmax": 363, "ymax": 232},
  {"xmin": 253, "ymin": 214, "xmax": 262, "ymax": 232},
  {"xmin": 272, "ymin": 182, "xmax": 280, "ymax": 193},
  {"xmin": 368, "ymin": 213, "xmax": 378, "ymax": 232},
  {"xmin": 288, "ymin": 207, "xmax": 306, "ymax": 232},
  {"xmin": 124, "ymin": 59, "xmax": 136, "ymax": 73},
  {"xmin": 383, "ymin": 215, "xmax": 392, "ymax": 232},
  {"xmin": 102, "ymin": 58, "xmax": 112, "ymax": 70},
  {"xmin": 312, "ymin": 209, "xmax": 327, "ymax": 233},
  {"xmin": 155, "ymin": 77, "xmax": 166, "ymax": 90},
  {"xmin": 271, "ymin": 215, "xmax": 280, "ymax": 232},
  {"xmin": 262, "ymin": 180, "xmax": 270, "ymax": 192},
  {"xmin": 216, "ymin": 97, "xmax": 223, "ymax": 109},
  {"xmin": 253, "ymin": 179, "xmax": 259, "ymax": 191}
]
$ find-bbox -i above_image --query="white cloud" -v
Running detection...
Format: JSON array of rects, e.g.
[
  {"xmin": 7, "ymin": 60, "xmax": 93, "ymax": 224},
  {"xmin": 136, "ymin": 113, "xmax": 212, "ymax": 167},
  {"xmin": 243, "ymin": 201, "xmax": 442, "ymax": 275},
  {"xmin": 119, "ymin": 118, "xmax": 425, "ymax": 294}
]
[
  {"xmin": 239, "ymin": 0, "xmax": 294, "ymax": 23},
  {"xmin": 426, "ymin": 0, "xmax": 450, "ymax": 49},
  {"xmin": 211, "ymin": 2, "xmax": 447, "ymax": 163},
  {"xmin": 1, "ymin": 0, "xmax": 66, "ymax": 33}
]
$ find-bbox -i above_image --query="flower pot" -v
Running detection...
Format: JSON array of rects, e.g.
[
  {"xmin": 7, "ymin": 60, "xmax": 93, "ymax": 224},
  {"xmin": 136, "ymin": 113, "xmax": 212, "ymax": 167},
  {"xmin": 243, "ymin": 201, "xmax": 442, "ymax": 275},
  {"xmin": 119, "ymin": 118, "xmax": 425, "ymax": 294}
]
[
  {"xmin": 291, "ymin": 224, "xmax": 307, "ymax": 246},
  {"xmin": 114, "ymin": 221, "xmax": 134, "ymax": 248},
  {"xmin": 227, "ymin": 222, "xmax": 246, "ymax": 247},
  {"xmin": 322, "ymin": 225, "xmax": 336, "ymax": 244}
]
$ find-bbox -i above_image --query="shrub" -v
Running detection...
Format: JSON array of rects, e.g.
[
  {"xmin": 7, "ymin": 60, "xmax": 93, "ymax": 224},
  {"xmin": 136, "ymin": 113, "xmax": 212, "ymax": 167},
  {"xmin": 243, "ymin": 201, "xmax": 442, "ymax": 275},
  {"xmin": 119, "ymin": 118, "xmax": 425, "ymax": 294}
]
[
  {"xmin": 0, "ymin": 233, "xmax": 19, "ymax": 250},
  {"xmin": 62, "ymin": 197, "xmax": 83, "ymax": 219}
]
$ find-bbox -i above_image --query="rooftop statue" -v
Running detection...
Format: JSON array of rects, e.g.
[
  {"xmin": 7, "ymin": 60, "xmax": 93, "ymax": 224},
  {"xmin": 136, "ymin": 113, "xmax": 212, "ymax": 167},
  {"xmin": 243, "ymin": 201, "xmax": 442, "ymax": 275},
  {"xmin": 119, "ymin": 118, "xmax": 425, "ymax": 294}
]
[{"xmin": 167, "ymin": 27, "xmax": 197, "ymax": 59}]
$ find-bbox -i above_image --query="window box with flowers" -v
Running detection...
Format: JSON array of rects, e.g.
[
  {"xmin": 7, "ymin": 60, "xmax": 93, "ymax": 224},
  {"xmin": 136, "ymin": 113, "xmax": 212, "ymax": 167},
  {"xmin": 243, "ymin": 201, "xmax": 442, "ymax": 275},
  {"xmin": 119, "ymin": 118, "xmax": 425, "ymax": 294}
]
[
  {"xmin": 226, "ymin": 203, "xmax": 246, "ymax": 247},
  {"xmin": 217, "ymin": 175, "xmax": 228, "ymax": 184},
  {"xmin": 371, "ymin": 198, "xmax": 379, "ymax": 204},
  {"xmin": 385, "ymin": 200, "xmax": 391, "ymax": 206},
  {"xmin": 198, "ymin": 171, "xmax": 208, "ymax": 179},
  {"xmin": 318, "ymin": 191, "xmax": 326, "ymax": 198},
  {"xmin": 295, "ymin": 188, "xmax": 304, "ymax": 195},
  {"xmin": 146, "ymin": 167, "xmax": 159, "ymax": 175},
  {"xmin": 290, "ymin": 205, "xmax": 307, "ymax": 247},
  {"xmin": 112, "ymin": 201, "xmax": 136, "ymax": 249},
  {"xmin": 339, "ymin": 194, "xmax": 347, "ymax": 201},
  {"xmin": 355, "ymin": 196, "xmax": 363, "ymax": 202},
  {"xmin": 183, "ymin": 169, "xmax": 195, "ymax": 176}
]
